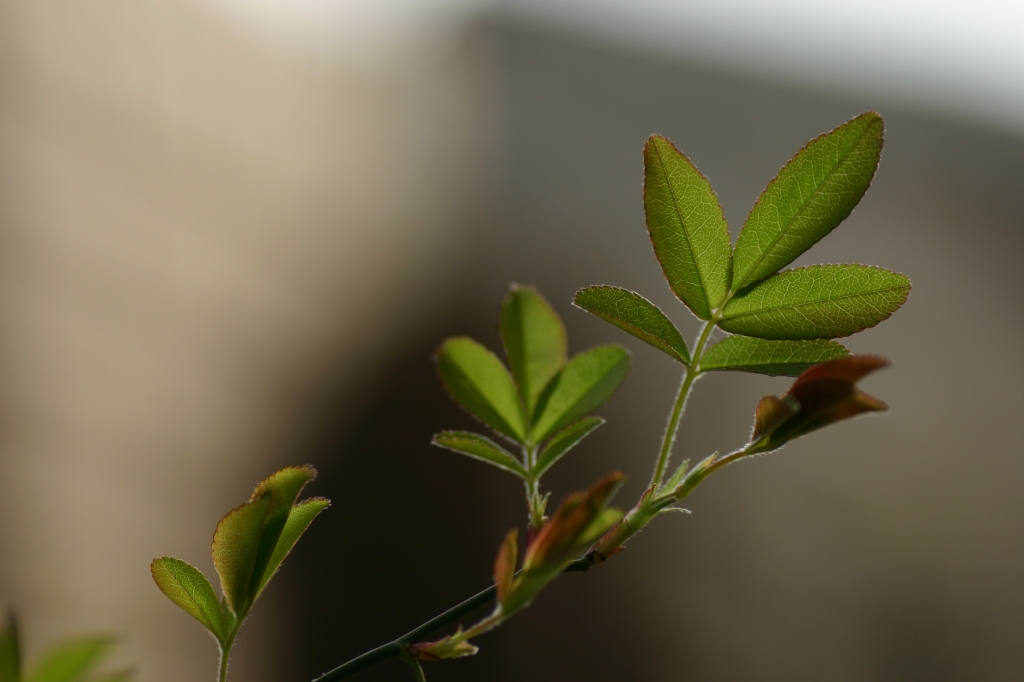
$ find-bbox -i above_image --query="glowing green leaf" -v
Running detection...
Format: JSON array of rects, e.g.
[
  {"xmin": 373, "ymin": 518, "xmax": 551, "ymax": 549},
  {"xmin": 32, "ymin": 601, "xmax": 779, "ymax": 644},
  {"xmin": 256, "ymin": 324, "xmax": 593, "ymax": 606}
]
[
  {"xmin": 573, "ymin": 286, "xmax": 689, "ymax": 364},
  {"xmin": 211, "ymin": 496, "xmax": 271, "ymax": 614},
  {"xmin": 720, "ymin": 265, "xmax": 910, "ymax": 339},
  {"xmin": 431, "ymin": 431, "xmax": 527, "ymax": 478},
  {"xmin": 701, "ymin": 336, "xmax": 850, "ymax": 376},
  {"xmin": 150, "ymin": 558, "xmax": 225, "ymax": 641},
  {"xmin": 435, "ymin": 337, "xmax": 528, "ymax": 443},
  {"xmin": 531, "ymin": 346, "xmax": 630, "ymax": 442},
  {"xmin": 733, "ymin": 112, "xmax": 884, "ymax": 290},
  {"xmin": 535, "ymin": 417, "xmax": 604, "ymax": 478},
  {"xmin": 500, "ymin": 284, "xmax": 567, "ymax": 417},
  {"xmin": 256, "ymin": 497, "xmax": 330, "ymax": 597},
  {"xmin": 644, "ymin": 135, "xmax": 732, "ymax": 320}
]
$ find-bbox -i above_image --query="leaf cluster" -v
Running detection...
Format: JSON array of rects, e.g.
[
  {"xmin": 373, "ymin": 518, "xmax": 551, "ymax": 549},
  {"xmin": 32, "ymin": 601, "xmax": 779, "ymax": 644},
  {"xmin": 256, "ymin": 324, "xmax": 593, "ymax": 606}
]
[
  {"xmin": 0, "ymin": 613, "xmax": 130, "ymax": 682},
  {"xmin": 433, "ymin": 285, "xmax": 629, "ymax": 527},
  {"xmin": 151, "ymin": 466, "xmax": 329, "ymax": 678}
]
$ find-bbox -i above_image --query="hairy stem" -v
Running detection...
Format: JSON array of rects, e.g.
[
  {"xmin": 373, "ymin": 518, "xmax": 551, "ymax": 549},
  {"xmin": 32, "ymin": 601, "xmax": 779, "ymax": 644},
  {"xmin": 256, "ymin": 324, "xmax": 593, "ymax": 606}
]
[
  {"xmin": 650, "ymin": 320, "xmax": 716, "ymax": 487},
  {"xmin": 312, "ymin": 558, "xmax": 592, "ymax": 682}
]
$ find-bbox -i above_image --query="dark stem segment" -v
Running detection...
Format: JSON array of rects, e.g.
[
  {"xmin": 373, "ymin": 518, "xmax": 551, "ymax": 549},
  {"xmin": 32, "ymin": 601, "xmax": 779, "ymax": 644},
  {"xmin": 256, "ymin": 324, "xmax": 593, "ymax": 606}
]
[{"xmin": 312, "ymin": 558, "xmax": 593, "ymax": 681}]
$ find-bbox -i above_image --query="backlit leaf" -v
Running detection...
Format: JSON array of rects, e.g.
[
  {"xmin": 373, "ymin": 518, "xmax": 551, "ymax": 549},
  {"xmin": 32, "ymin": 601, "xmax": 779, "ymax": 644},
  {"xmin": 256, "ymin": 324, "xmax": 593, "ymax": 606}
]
[
  {"xmin": 733, "ymin": 113, "xmax": 884, "ymax": 290},
  {"xmin": 701, "ymin": 336, "xmax": 850, "ymax": 376},
  {"xmin": 720, "ymin": 265, "xmax": 910, "ymax": 339},
  {"xmin": 431, "ymin": 431, "xmax": 527, "ymax": 478},
  {"xmin": 212, "ymin": 496, "xmax": 271, "ymax": 614},
  {"xmin": 573, "ymin": 285, "xmax": 689, "ymax": 364},
  {"xmin": 435, "ymin": 337, "xmax": 528, "ymax": 443},
  {"xmin": 256, "ymin": 497, "xmax": 330, "ymax": 598},
  {"xmin": 531, "ymin": 346, "xmax": 629, "ymax": 442},
  {"xmin": 534, "ymin": 417, "xmax": 604, "ymax": 478},
  {"xmin": 644, "ymin": 135, "xmax": 733, "ymax": 320},
  {"xmin": 0, "ymin": 613, "xmax": 19, "ymax": 682},
  {"xmin": 246, "ymin": 466, "xmax": 317, "ymax": 604},
  {"xmin": 500, "ymin": 284, "xmax": 567, "ymax": 417},
  {"xmin": 151, "ymin": 558, "xmax": 225, "ymax": 641},
  {"xmin": 25, "ymin": 637, "xmax": 112, "ymax": 682}
]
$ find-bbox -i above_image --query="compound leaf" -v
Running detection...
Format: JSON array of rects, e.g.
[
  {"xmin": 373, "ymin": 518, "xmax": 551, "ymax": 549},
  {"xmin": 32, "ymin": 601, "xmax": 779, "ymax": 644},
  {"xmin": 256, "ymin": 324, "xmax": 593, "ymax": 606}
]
[
  {"xmin": 535, "ymin": 417, "xmax": 604, "ymax": 478},
  {"xmin": 720, "ymin": 265, "xmax": 910, "ymax": 339},
  {"xmin": 573, "ymin": 286, "xmax": 689, "ymax": 364},
  {"xmin": 25, "ymin": 637, "xmax": 112, "ymax": 682},
  {"xmin": 500, "ymin": 284, "xmax": 567, "ymax": 418},
  {"xmin": 431, "ymin": 431, "xmax": 527, "ymax": 478},
  {"xmin": 733, "ymin": 112, "xmax": 884, "ymax": 290},
  {"xmin": 531, "ymin": 346, "xmax": 630, "ymax": 442},
  {"xmin": 212, "ymin": 496, "xmax": 271, "ymax": 615},
  {"xmin": 150, "ymin": 558, "xmax": 225, "ymax": 641},
  {"xmin": 435, "ymin": 337, "xmax": 528, "ymax": 443},
  {"xmin": 256, "ymin": 497, "xmax": 330, "ymax": 597},
  {"xmin": 701, "ymin": 336, "xmax": 850, "ymax": 376},
  {"xmin": 644, "ymin": 135, "xmax": 733, "ymax": 320},
  {"xmin": 0, "ymin": 613, "xmax": 19, "ymax": 682}
]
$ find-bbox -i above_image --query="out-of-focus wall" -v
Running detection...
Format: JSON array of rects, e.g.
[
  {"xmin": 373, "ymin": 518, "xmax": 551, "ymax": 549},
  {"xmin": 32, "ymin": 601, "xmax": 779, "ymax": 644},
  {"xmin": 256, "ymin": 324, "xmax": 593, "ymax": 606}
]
[{"xmin": 0, "ymin": 2, "xmax": 484, "ymax": 679}]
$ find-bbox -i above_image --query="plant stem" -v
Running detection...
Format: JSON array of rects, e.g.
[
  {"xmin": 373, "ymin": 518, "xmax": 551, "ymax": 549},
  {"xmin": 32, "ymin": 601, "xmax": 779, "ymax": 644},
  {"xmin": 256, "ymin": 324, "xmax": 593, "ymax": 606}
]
[
  {"xmin": 312, "ymin": 558, "xmax": 592, "ymax": 682},
  {"xmin": 649, "ymin": 320, "xmax": 716, "ymax": 487}
]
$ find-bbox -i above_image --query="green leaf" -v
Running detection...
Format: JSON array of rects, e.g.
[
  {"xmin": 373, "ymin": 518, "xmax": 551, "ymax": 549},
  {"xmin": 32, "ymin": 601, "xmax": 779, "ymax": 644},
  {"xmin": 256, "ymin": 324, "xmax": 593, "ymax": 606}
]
[
  {"xmin": 733, "ymin": 113, "xmax": 884, "ymax": 291},
  {"xmin": 720, "ymin": 265, "xmax": 910, "ymax": 340},
  {"xmin": 211, "ymin": 496, "xmax": 271, "ymax": 615},
  {"xmin": 644, "ymin": 135, "xmax": 733, "ymax": 320},
  {"xmin": 0, "ymin": 613, "xmax": 20, "ymax": 682},
  {"xmin": 701, "ymin": 336, "xmax": 850, "ymax": 376},
  {"xmin": 431, "ymin": 431, "xmax": 527, "ymax": 478},
  {"xmin": 246, "ymin": 466, "xmax": 317, "ymax": 604},
  {"xmin": 256, "ymin": 497, "xmax": 330, "ymax": 597},
  {"xmin": 150, "ymin": 558, "xmax": 226, "ymax": 641},
  {"xmin": 25, "ymin": 638, "xmax": 112, "ymax": 682},
  {"xmin": 535, "ymin": 417, "xmax": 604, "ymax": 478},
  {"xmin": 500, "ymin": 284, "xmax": 567, "ymax": 417},
  {"xmin": 573, "ymin": 286, "xmax": 689, "ymax": 364},
  {"xmin": 531, "ymin": 346, "xmax": 630, "ymax": 442},
  {"xmin": 435, "ymin": 337, "xmax": 528, "ymax": 443}
]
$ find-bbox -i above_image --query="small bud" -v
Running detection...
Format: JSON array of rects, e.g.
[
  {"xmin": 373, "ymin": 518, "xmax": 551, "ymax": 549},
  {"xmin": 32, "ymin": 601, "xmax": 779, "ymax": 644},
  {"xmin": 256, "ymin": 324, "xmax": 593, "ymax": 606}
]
[{"xmin": 409, "ymin": 630, "xmax": 480, "ymax": 661}]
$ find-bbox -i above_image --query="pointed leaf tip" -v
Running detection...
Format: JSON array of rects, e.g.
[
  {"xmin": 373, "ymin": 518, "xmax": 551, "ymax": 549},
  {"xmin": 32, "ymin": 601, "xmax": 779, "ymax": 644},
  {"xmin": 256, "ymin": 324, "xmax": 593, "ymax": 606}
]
[
  {"xmin": 500, "ymin": 284, "xmax": 567, "ymax": 418},
  {"xmin": 733, "ymin": 112, "xmax": 884, "ymax": 290},
  {"xmin": 644, "ymin": 135, "xmax": 733, "ymax": 320}
]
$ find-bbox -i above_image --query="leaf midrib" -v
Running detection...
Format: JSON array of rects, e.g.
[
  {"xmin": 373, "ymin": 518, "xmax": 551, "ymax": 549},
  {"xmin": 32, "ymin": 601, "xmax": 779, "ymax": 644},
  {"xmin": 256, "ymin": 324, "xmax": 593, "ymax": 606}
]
[
  {"xmin": 654, "ymin": 141, "xmax": 714, "ymax": 314},
  {"xmin": 735, "ymin": 121, "xmax": 875, "ymax": 292},
  {"xmin": 722, "ymin": 283, "xmax": 908, "ymax": 322}
]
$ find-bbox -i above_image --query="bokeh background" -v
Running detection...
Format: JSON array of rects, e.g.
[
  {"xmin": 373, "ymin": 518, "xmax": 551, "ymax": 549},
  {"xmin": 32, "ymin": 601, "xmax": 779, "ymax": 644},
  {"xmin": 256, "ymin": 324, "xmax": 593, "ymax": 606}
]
[{"xmin": 1, "ymin": 1, "xmax": 1023, "ymax": 680}]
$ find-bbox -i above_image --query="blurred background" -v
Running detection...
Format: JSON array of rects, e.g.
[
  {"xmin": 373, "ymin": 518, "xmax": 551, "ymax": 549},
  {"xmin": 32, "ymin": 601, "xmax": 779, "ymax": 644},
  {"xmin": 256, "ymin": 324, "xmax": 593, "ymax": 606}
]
[{"xmin": 1, "ymin": 1, "xmax": 1023, "ymax": 680}]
